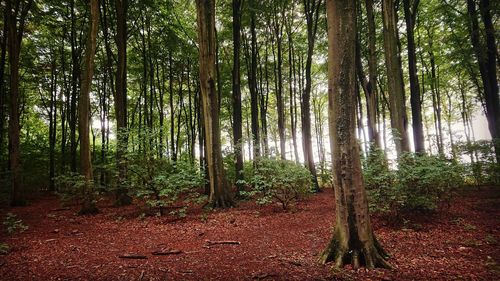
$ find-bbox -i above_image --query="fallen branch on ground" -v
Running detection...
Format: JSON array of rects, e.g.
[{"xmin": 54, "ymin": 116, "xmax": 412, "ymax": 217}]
[{"xmin": 118, "ymin": 253, "xmax": 147, "ymax": 259}]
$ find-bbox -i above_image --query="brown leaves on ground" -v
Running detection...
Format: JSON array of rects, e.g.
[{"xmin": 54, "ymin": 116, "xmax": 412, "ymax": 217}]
[{"xmin": 0, "ymin": 187, "xmax": 499, "ymax": 280}]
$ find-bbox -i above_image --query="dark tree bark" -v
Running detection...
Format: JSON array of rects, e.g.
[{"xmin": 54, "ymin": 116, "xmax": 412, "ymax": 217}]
[
  {"xmin": 403, "ymin": 0, "xmax": 425, "ymax": 154},
  {"xmin": 321, "ymin": 0, "xmax": 390, "ymax": 269},
  {"xmin": 302, "ymin": 0, "xmax": 322, "ymax": 191},
  {"xmin": 195, "ymin": 0, "xmax": 233, "ymax": 208},
  {"xmin": 468, "ymin": 0, "xmax": 500, "ymax": 162},
  {"xmin": 49, "ymin": 57, "xmax": 58, "ymax": 191},
  {"xmin": 0, "ymin": 4, "xmax": 8, "ymax": 166},
  {"xmin": 7, "ymin": 0, "xmax": 33, "ymax": 206},
  {"xmin": 363, "ymin": 0, "xmax": 381, "ymax": 148},
  {"xmin": 271, "ymin": 6, "xmax": 286, "ymax": 160},
  {"xmin": 114, "ymin": 0, "xmax": 132, "ymax": 205},
  {"xmin": 78, "ymin": 0, "xmax": 100, "ymax": 215},
  {"xmin": 249, "ymin": 0, "xmax": 260, "ymax": 160},
  {"xmin": 70, "ymin": 0, "xmax": 81, "ymax": 173},
  {"xmin": 232, "ymin": 0, "xmax": 244, "ymax": 195},
  {"xmin": 382, "ymin": 0, "xmax": 410, "ymax": 156}
]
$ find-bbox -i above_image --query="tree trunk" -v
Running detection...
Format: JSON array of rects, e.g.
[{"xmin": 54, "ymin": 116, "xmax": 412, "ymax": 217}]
[
  {"xmin": 70, "ymin": 0, "xmax": 80, "ymax": 173},
  {"xmin": 468, "ymin": 0, "xmax": 500, "ymax": 162},
  {"xmin": 195, "ymin": 0, "xmax": 233, "ymax": 208},
  {"xmin": 78, "ymin": 0, "xmax": 99, "ymax": 215},
  {"xmin": 232, "ymin": 0, "xmax": 244, "ymax": 195},
  {"xmin": 114, "ymin": 0, "xmax": 132, "ymax": 205},
  {"xmin": 302, "ymin": 0, "xmax": 322, "ymax": 191},
  {"xmin": 321, "ymin": 0, "xmax": 390, "ymax": 269},
  {"xmin": 249, "ymin": 0, "xmax": 260, "ymax": 160},
  {"xmin": 364, "ymin": 0, "xmax": 380, "ymax": 148},
  {"xmin": 7, "ymin": 0, "xmax": 33, "ymax": 206},
  {"xmin": 0, "ymin": 5, "xmax": 8, "ymax": 167},
  {"xmin": 382, "ymin": 0, "xmax": 410, "ymax": 156},
  {"xmin": 403, "ymin": 0, "xmax": 425, "ymax": 154}
]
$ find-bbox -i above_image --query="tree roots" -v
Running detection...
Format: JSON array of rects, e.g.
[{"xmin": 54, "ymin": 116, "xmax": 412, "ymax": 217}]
[{"xmin": 320, "ymin": 235, "xmax": 391, "ymax": 269}]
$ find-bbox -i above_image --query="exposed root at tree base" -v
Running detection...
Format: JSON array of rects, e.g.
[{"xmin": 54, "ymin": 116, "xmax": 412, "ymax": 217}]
[{"xmin": 319, "ymin": 236, "xmax": 391, "ymax": 269}]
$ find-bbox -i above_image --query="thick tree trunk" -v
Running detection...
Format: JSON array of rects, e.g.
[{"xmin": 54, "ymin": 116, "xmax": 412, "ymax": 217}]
[
  {"xmin": 232, "ymin": 0, "xmax": 244, "ymax": 195},
  {"xmin": 0, "ymin": 5, "xmax": 7, "ymax": 166},
  {"xmin": 7, "ymin": 0, "xmax": 33, "ymax": 206},
  {"xmin": 321, "ymin": 0, "xmax": 390, "ymax": 269},
  {"xmin": 114, "ymin": 0, "xmax": 132, "ymax": 205},
  {"xmin": 382, "ymin": 0, "xmax": 410, "ymax": 156},
  {"xmin": 403, "ymin": 0, "xmax": 425, "ymax": 154},
  {"xmin": 196, "ymin": 0, "xmax": 233, "ymax": 208},
  {"xmin": 78, "ymin": 0, "xmax": 99, "ymax": 215},
  {"xmin": 468, "ymin": 0, "xmax": 500, "ymax": 162}
]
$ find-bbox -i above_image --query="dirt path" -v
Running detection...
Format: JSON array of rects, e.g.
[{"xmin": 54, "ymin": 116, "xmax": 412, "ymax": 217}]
[{"xmin": 1, "ymin": 187, "xmax": 499, "ymax": 280}]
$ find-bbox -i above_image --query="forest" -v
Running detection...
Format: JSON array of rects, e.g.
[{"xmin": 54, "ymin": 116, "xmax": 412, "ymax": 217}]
[{"xmin": 0, "ymin": 0, "xmax": 499, "ymax": 280}]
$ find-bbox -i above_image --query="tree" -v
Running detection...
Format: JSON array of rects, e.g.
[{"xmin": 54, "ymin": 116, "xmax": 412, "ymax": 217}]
[
  {"xmin": 467, "ymin": 0, "xmax": 500, "ymax": 162},
  {"xmin": 196, "ymin": 0, "xmax": 233, "ymax": 207},
  {"xmin": 301, "ymin": 0, "xmax": 323, "ymax": 191},
  {"xmin": 78, "ymin": 0, "xmax": 100, "ymax": 215},
  {"xmin": 403, "ymin": 0, "xmax": 425, "ymax": 154},
  {"xmin": 232, "ymin": 0, "xmax": 244, "ymax": 195},
  {"xmin": 114, "ymin": 0, "xmax": 132, "ymax": 205},
  {"xmin": 321, "ymin": 0, "xmax": 390, "ymax": 269},
  {"xmin": 382, "ymin": 0, "xmax": 410, "ymax": 156},
  {"xmin": 7, "ymin": 0, "xmax": 33, "ymax": 206}
]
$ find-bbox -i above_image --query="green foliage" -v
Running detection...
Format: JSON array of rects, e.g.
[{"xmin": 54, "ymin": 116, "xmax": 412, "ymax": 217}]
[
  {"xmin": 127, "ymin": 145, "xmax": 206, "ymax": 215},
  {"xmin": 54, "ymin": 173, "xmax": 89, "ymax": 204},
  {"xmin": 0, "ymin": 243, "xmax": 9, "ymax": 255},
  {"xmin": 249, "ymin": 158, "xmax": 312, "ymax": 210},
  {"xmin": 363, "ymin": 150, "xmax": 463, "ymax": 213},
  {"xmin": 396, "ymin": 153, "xmax": 463, "ymax": 212},
  {"xmin": 363, "ymin": 148, "xmax": 398, "ymax": 212},
  {"xmin": 455, "ymin": 140, "xmax": 500, "ymax": 185},
  {"xmin": 3, "ymin": 213, "xmax": 29, "ymax": 234}
]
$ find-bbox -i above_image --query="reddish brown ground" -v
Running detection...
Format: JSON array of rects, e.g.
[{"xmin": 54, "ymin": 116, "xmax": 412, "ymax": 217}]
[{"xmin": 0, "ymin": 187, "xmax": 499, "ymax": 281}]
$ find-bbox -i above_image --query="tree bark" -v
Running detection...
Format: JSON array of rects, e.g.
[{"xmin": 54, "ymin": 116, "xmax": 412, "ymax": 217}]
[
  {"xmin": 468, "ymin": 0, "xmax": 500, "ymax": 162},
  {"xmin": 114, "ymin": 0, "xmax": 132, "ymax": 205},
  {"xmin": 249, "ymin": 0, "xmax": 260, "ymax": 160},
  {"xmin": 302, "ymin": 0, "xmax": 322, "ymax": 191},
  {"xmin": 7, "ymin": 0, "xmax": 33, "ymax": 206},
  {"xmin": 78, "ymin": 0, "xmax": 99, "ymax": 215},
  {"xmin": 382, "ymin": 0, "xmax": 410, "ymax": 156},
  {"xmin": 232, "ymin": 0, "xmax": 244, "ymax": 195},
  {"xmin": 195, "ymin": 0, "xmax": 233, "ymax": 208},
  {"xmin": 321, "ymin": 0, "xmax": 390, "ymax": 269},
  {"xmin": 403, "ymin": 0, "xmax": 425, "ymax": 154}
]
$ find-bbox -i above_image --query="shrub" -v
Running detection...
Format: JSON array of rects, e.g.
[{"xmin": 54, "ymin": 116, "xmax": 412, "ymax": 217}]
[
  {"xmin": 127, "ymin": 151, "xmax": 205, "ymax": 215},
  {"xmin": 54, "ymin": 173, "xmax": 89, "ymax": 204},
  {"xmin": 362, "ymin": 147, "xmax": 398, "ymax": 212},
  {"xmin": 3, "ymin": 213, "xmax": 28, "ymax": 234},
  {"xmin": 455, "ymin": 140, "xmax": 500, "ymax": 185},
  {"xmin": 396, "ymin": 153, "xmax": 463, "ymax": 212},
  {"xmin": 363, "ymin": 150, "xmax": 463, "ymax": 214},
  {"xmin": 249, "ymin": 158, "xmax": 312, "ymax": 210}
]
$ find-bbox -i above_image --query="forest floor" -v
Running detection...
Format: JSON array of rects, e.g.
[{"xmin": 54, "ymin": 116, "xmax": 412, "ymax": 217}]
[{"xmin": 0, "ymin": 187, "xmax": 499, "ymax": 281}]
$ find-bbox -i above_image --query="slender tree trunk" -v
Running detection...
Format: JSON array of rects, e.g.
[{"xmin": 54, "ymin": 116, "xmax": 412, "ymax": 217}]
[
  {"xmin": 302, "ymin": 0, "xmax": 322, "ymax": 191},
  {"xmin": 321, "ymin": 0, "xmax": 390, "ymax": 268},
  {"xmin": 79, "ymin": 0, "xmax": 99, "ymax": 215},
  {"xmin": 114, "ymin": 0, "xmax": 131, "ymax": 205},
  {"xmin": 195, "ymin": 0, "xmax": 233, "ymax": 208},
  {"xmin": 70, "ymin": 0, "xmax": 80, "ymax": 173},
  {"xmin": 232, "ymin": 0, "xmax": 244, "ymax": 195},
  {"xmin": 249, "ymin": 0, "xmax": 260, "ymax": 160},
  {"xmin": 363, "ymin": 0, "xmax": 380, "ymax": 148},
  {"xmin": 272, "ymin": 9, "xmax": 286, "ymax": 160},
  {"xmin": 49, "ymin": 57, "xmax": 57, "ymax": 191},
  {"xmin": 382, "ymin": 0, "xmax": 410, "ymax": 156},
  {"xmin": 403, "ymin": 0, "xmax": 425, "ymax": 154}
]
